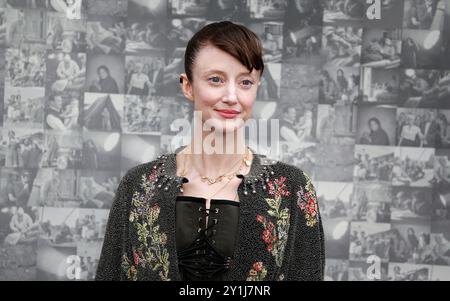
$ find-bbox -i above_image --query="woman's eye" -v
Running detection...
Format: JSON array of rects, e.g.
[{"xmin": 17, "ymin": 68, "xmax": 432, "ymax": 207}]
[
  {"xmin": 208, "ymin": 76, "xmax": 222, "ymax": 84},
  {"xmin": 242, "ymin": 80, "xmax": 254, "ymax": 87}
]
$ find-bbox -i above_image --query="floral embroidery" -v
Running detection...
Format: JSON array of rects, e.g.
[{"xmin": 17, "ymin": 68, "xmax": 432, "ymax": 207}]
[
  {"xmin": 122, "ymin": 169, "xmax": 171, "ymax": 281},
  {"xmin": 246, "ymin": 261, "xmax": 268, "ymax": 281},
  {"xmin": 296, "ymin": 172, "xmax": 319, "ymax": 227},
  {"xmin": 257, "ymin": 176, "xmax": 291, "ymax": 267}
]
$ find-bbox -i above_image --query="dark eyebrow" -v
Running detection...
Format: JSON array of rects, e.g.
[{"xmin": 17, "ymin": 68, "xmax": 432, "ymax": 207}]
[{"xmin": 203, "ymin": 69, "xmax": 253, "ymax": 77}]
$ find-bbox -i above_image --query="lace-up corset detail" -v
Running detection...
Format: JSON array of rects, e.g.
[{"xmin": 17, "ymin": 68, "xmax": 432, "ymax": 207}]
[{"xmin": 176, "ymin": 195, "xmax": 240, "ymax": 281}]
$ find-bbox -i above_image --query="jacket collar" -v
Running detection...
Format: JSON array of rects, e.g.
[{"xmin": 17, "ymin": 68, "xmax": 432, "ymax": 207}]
[
  {"xmin": 153, "ymin": 145, "xmax": 277, "ymax": 195},
  {"xmin": 149, "ymin": 146, "xmax": 278, "ymax": 280}
]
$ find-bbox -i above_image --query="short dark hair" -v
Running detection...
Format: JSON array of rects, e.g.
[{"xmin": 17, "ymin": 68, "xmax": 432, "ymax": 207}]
[{"xmin": 184, "ymin": 21, "xmax": 264, "ymax": 83}]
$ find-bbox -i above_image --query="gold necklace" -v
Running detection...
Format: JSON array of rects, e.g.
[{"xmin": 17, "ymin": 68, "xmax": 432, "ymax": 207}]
[{"xmin": 180, "ymin": 146, "xmax": 251, "ymax": 185}]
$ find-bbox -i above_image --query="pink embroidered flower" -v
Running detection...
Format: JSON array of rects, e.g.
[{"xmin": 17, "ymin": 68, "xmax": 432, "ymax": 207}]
[
  {"xmin": 268, "ymin": 176, "xmax": 291, "ymax": 198},
  {"xmin": 262, "ymin": 229, "xmax": 272, "ymax": 244},
  {"xmin": 253, "ymin": 262, "xmax": 263, "ymax": 272},
  {"xmin": 296, "ymin": 174, "xmax": 319, "ymax": 227},
  {"xmin": 133, "ymin": 251, "xmax": 139, "ymax": 266},
  {"xmin": 267, "ymin": 221, "xmax": 275, "ymax": 231},
  {"xmin": 307, "ymin": 197, "xmax": 317, "ymax": 216},
  {"xmin": 256, "ymin": 215, "xmax": 265, "ymax": 223}
]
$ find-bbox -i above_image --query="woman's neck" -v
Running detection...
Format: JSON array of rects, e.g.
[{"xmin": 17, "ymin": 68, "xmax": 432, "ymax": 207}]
[{"xmin": 179, "ymin": 133, "xmax": 251, "ymax": 179}]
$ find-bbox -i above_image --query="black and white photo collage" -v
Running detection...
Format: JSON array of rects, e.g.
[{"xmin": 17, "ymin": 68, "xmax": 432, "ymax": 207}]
[{"xmin": 0, "ymin": 0, "xmax": 449, "ymax": 281}]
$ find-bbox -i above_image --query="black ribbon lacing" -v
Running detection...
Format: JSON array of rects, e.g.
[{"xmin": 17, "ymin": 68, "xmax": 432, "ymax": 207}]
[{"xmin": 177, "ymin": 206, "xmax": 232, "ymax": 279}]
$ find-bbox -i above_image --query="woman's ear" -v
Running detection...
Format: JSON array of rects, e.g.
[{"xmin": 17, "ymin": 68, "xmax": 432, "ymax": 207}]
[{"xmin": 180, "ymin": 73, "xmax": 194, "ymax": 102}]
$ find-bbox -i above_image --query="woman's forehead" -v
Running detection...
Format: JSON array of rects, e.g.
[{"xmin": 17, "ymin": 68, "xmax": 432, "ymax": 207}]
[{"xmin": 194, "ymin": 45, "xmax": 259, "ymax": 76}]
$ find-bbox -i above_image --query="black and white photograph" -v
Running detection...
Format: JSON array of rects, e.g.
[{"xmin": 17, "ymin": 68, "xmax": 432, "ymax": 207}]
[
  {"xmin": 389, "ymin": 221, "xmax": 432, "ymax": 264},
  {"xmin": 77, "ymin": 170, "xmax": 119, "ymax": 209},
  {"xmin": 322, "ymin": 25, "xmax": 362, "ymax": 68},
  {"xmin": 125, "ymin": 1, "xmax": 168, "ymax": 55},
  {"xmin": 392, "ymin": 146, "xmax": 434, "ymax": 187},
  {"xmin": 316, "ymin": 181, "xmax": 352, "ymax": 221},
  {"xmin": 3, "ymin": 86, "xmax": 44, "ymax": 129},
  {"xmin": 359, "ymin": 67, "xmax": 400, "ymax": 104},
  {"xmin": 401, "ymin": 29, "xmax": 444, "ymax": 69},
  {"xmin": 83, "ymin": 93, "xmax": 123, "ymax": 132},
  {"xmin": 325, "ymin": 259, "xmax": 349, "ymax": 281},
  {"xmin": 46, "ymin": 11, "xmax": 87, "ymax": 53},
  {"xmin": 396, "ymin": 108, "xmax": 440, "ymax": 148},
  {"xmin": 44, "ymin": 90, "xmax": 82, "ymax": 131},
  {"xmin": 86, "ymin": 53, "xmax": 124, "ymax": 94},
  {"xmin": 86, "ymin": 15, "xmax": 126, "ymax": 54},
  {"xmin": 86, "ymin": 0, "xmax": 128, "ymax": 17},
  {"xmin": 361, "ymin": 28, "xmax": 402, "ymax": 69},
  {"xmin": 387, "ymin": 262, "xmax": 432, "ymax": 280},
  {"xmin": 351, "ymin": 182, "xmax": 391, "ymax": 223},
  {"xmin": 248, "ymin": 21, "xmax": 283, "ymax": 63},
  {"xmin": 356, "ymin": 105, "xmax": 396, "ymax": 146},
  {"xmin": 323, "ymin": 0, "xmax": 365, "ymax": 26},
  {"xmin": 316, "ymin": 103, "xmax": 357, "ymax": 143},
  {"xmin": 5, "ymin": 6, "xmax": 46, "ymax": 47},
  {"xmin": 354, "ymin": 145, "xmax": 395, "ymax": 182},
  {"xmin": 349, "ymin": 221, "xmax": 391, "ymax": 262},
  {"xmin": 247, "ymin": 0, "xmax": 286, "ymax": 20},
  {"xmin": 0, "ymin": 205, "xmax": 38, "ymax": 280},
  {"xmin": 36, "ymin": 206, "xmax": 78, "ymax": 280},
  {"xmin": 45, "ymin": 52, "xmax": 86, "ymax": 93},
  {"xmin": 403, "ymin": 0, "xmax": 446, "ymax": 30},
  {"xmin": 5, "ymin": 44, "xmax": 46, "ymax": 87},
  {"xmin": 433, "ymin": 148, "xmax": 450, "ymax": 220},
  {"xmin": 81, "ymin": 130, "xmax": 121, "ymax": 171},
  {"xmin": 398, "ymin": 69, "xmax": 450, "ymax": 108},
  {"xmin": 169, "ymin": 0, "xmax": 208, "ymax": 18},
  {"xmin": 0, "ymin": 167, "xmax": 36, "ymax": 207},
  {"xmin": 0, "ymin": 128, "xmax": 44, "ymax": 169},
  {"xmin": 205, "ymin": 0, "xmax": 249, "ymax": 22},
  {"xmin": 122, "ymin": 95, "xmax": 163, "ymax": 134},
  {"xmin": 319, "ymin": 66, "xmax": 360, "ymax": 105},
  {"xmin": 125, "ymin": 55, "xmax": 165, "ymax": 96},
  {"xmin": 28, "ymin": 168, "xmax": 78, "ymax": 207},
  {"xmin": 40, "ymin": 130, "xmax": 83, "ymax": 169},
  {"xmin": 391, "ymin": 186, "xmax": 433, "ymax": 222}
]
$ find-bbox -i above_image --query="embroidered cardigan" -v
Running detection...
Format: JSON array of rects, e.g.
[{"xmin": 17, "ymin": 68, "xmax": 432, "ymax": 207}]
[{"xmin": 95, "ymin": 148, "xmax": 325, "ymax": 281}]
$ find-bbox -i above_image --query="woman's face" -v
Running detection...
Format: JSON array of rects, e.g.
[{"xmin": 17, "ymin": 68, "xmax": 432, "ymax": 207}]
[
  {"xmin": 98, "ymin": 68, "xmax": 108, "ymax": 79},
  {"xmin": 369, "ymin": 120, "xmax": 379, "ymax": 131},
  {"xmin": 180, "ymin": 44, "xmax": 261, "ymax": 133}
]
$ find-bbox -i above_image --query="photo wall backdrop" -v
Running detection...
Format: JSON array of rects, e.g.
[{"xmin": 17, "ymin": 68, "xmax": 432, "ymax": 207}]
[{"xmin": 0, "ymin": 0, "xmax": 450, "ymax": 281}]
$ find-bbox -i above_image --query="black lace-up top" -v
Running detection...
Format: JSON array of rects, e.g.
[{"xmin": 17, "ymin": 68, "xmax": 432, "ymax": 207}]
[{"xmin": 175, "ymin": 195, "xmax": 240, "ymax": 281}]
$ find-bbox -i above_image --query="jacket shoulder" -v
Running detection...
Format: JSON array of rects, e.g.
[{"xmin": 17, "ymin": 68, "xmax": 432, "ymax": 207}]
[{"xmin": 267, "ymin": 158, "xmax": 313, "ymax": 189}]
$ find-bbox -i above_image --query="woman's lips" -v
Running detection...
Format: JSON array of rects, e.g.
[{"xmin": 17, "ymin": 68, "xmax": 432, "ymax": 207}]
[{"xmin": 215, "ymin": 109, "xmax": 240, "ymax": 119}]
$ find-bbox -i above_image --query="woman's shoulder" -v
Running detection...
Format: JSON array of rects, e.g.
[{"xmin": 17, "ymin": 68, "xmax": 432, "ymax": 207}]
[{"xmin": 260, "ymin": 154, "xmax": 314, "ymax": 189}]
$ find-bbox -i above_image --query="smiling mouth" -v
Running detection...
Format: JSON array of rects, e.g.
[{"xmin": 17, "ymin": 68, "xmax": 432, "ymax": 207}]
[{"xmin": 214, "ymin": 109, "xmax": 241, "ymax": 119}]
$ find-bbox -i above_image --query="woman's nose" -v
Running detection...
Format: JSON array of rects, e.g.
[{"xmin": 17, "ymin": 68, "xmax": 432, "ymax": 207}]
[{"xmin": 224, "ymin": 83, "xmax": 237, "ymax": 102}]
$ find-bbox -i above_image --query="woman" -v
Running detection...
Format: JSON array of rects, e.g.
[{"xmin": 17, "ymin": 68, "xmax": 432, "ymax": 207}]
[
  {"xmin": 360, "ymin": 117, "xmax": 390, "ymax": 145},
  {"xmin": 402, "ymin": 38, "xmax": 418, "ymax": 68},
  {"xmin": 398, "ymin": 115, "xmax": 423, "ymax": 147},
  {"xmin": 336, "ymin": 68, "xmax": 348, "ymax": 95},
  {"xmin": 96, "ymin": 21, "xmax": 324, "ymax": 281},
  {"xmin": 127, "ymin": 62, "xmax": 151, "ymax": 96},
  {"xmin": 89, "ymin": 65, "xmax": 119, "ymax": 94}
]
